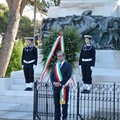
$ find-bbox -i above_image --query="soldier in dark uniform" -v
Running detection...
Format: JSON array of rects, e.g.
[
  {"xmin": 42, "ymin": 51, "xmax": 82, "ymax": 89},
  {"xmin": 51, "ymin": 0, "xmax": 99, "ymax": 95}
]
[
  {"xmin": 22, "ymin": 38, "xmax": 38, "ymax": 91},
  {"xmin": 79, "ymin": 35, "xmax": 96, "ymax": 93}
]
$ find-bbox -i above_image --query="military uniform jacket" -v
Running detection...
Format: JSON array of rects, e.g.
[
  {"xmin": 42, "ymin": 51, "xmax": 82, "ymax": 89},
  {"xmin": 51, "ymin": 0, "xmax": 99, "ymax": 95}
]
[
  {"xmin": 22, "ymin": 45, "xmax": 38, "ymax": 65},
  {"xmin": 79, "ymin": 44, "xmax": 96, "ymax": 67}
]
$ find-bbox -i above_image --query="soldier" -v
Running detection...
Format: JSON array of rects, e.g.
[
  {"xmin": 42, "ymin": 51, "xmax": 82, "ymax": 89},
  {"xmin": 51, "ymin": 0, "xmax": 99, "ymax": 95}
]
[
  {"xmin": 22, "ymin": 38, "xmax": 38, "ymax": 91},
  {"xmin": 79, "ymin": 35, "xmax": 96, "ymax": 93}
]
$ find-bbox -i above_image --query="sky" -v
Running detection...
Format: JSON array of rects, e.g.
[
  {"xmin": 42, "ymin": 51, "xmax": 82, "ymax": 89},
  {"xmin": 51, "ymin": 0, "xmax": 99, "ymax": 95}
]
[
  {"xmin": 0, "ymin": 1, "xmax": 7, "ymax": 5},
  {"xmin": 0, "ymin": 1, "xmax": 46, "ymax": 21}
]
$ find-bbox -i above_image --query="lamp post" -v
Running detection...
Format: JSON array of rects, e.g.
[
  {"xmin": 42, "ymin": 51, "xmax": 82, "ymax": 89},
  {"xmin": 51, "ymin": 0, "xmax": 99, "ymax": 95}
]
[{"xmin": 34, "ymin": 0, "xmax": 37, "ymax": 45}]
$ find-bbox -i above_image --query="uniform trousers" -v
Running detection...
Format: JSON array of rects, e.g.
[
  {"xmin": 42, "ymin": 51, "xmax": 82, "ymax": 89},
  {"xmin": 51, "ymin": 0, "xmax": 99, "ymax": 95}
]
[
  {"xmin": 81, "ymin": 61, "xmax": 92, "ymax": 84},
  {"xmin": 23, "ymin": 63, "xmax": 34, "ymax": 83}
]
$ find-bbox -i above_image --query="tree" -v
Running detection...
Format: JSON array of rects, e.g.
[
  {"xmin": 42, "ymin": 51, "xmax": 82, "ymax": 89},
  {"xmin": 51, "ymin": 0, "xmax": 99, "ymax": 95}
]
[
  {"xmin": 6, "ymin": 40, "xmax": 26, "ymax": 76},
  {"xmin": 17, "ymin": 16, "xmax": 34, "ymax": 38},
  {"xmin": 0, "ymin": 4, "xmax": 37, "ymax": 39},
  {"xmin": 0, "ymin": 4, "xmax": 9, "ymax": 33},
  {"xmin": 0, "ymin": 0, "xmax": 29, "ymax": 77}
]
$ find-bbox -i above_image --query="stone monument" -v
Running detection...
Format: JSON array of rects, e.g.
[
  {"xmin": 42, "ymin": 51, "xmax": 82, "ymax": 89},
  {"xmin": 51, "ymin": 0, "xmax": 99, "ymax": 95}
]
[
  {"xmin": 48, "ymin": 0, "xmax": 120, "ymax": 18},
  {"xmin": 46, "ymin": 0, "xmax": 120, "ymax": 85}
]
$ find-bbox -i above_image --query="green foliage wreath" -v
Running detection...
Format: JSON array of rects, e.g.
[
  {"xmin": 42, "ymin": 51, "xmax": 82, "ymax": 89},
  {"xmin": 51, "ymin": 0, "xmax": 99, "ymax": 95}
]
[{"xmin": 41, "ymin": 27, "xmax": 82, "ymax": 69}]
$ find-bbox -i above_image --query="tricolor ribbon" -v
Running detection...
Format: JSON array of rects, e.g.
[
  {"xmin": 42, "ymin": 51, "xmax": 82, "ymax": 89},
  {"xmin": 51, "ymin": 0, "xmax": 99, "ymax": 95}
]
[
  {"xmin": 55, "ymin": 62, "xmax": 67, "ymax": 104},
  {"xmin": 37, "ymin": 32, "xmax": 64, "ymax": 89}
]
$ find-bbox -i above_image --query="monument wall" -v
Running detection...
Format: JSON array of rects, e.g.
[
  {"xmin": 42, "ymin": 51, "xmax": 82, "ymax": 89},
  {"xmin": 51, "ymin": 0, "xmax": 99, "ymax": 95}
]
[{"xmin": 48, "ymin": 0, "xmax": 120, "ymax": 18}]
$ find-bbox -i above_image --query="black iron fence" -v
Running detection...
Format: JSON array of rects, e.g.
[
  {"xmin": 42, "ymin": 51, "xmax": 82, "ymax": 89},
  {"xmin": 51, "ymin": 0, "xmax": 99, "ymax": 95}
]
[{"xmin": 33, "ymin": 82, "xmax": 120, "ymax": 120}]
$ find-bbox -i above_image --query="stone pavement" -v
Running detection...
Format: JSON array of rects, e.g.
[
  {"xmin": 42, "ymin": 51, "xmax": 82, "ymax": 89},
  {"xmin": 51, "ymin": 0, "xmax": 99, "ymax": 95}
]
[{"xmin": 0, "ymin": 103, "xmax": 33, "ymax": 120}]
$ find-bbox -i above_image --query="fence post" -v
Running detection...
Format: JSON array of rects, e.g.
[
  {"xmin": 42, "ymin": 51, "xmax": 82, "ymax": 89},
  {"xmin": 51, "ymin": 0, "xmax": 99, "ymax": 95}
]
[
  {"xmin": 76, "ymin": 82, "xmax": 80, "ymax": 120},
  {"xmin": 113, "ymin": 83, "xmax": 115, "ymax": 120},
  {"xmin": 45, "ymin": 83, "xmax": 48, "ymax": 120},
  {"xmin": 33, "ymin": 81, "xmax": 37, "ymax": 120}
]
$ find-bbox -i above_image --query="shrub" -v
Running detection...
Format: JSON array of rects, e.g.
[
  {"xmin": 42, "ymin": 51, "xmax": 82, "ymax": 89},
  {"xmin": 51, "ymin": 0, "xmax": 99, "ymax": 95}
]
[{"xmin": 6, "ymin": 39, "xmax": 26, "ymax": 76}]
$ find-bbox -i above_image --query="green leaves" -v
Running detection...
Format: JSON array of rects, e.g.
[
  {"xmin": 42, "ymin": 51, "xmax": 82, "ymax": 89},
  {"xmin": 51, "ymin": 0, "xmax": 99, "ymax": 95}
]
[
  {"xmin": 0, "ymin": 3, "xmax": 38, "ymax": 39},
  {"xmin": 6, "ymin": 40, "xmax": 27, "ymax": 76},
  {"xmin": 17, "ymin": 16, "xmax": 34, "ymax": 38},
  {"xmin": 0, "ymin": 4, "xmax": 9, "ymax": 33},
  {"xmin": 41, "ymin": 27, "xmax": 82, "ymax": 70}
]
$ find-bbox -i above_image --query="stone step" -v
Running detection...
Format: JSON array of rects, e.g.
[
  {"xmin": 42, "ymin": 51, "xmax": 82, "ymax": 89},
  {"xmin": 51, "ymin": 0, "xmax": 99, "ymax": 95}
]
[
  {"xmin": 11, "ymin": 68, "xmax": 120, "ymax": 83},
  {"xmin": 10, "ymin": 68, "xmax": 120, "ymax": 92},
  {"xmin": 0, "ymin": 103, "xmax": 33, "ymax": 112},
  {"xmin": 9, "ymin": 84, "xmax": 26, "ymax": 91},
  {"xmin": 0, "ymin": 111, "xmax": 33, "ymax": 120},
  {"xmin": 74, "ymin": 67, "xmax": 120, "ymax": 83},
  {"xmin": 0, "ymin": 103, "xmax": 33, "ymax": 120},
  {"xmin": 5, "ymin": 90, "xmax": 33, "ymax": 96},
  {"xmin": 9, "ymin": 67, "xmax": 120, "ymax": 92},
  {"xmin": 74, "ymin": 67, "xmax": 120, "ymax": 76},
  {"xmin": 0, "ymin": 90, "xmax": 33, "ymax": 104},
  {"xmin": 14, "ymin": 79, "xmax": 25, "ymax": 84},
  {"xmin": 11, "ymin": 70, "xmax": 42, "ymax": 79},
  {"xmin": 0, "ymin": 95, "xmax": 33, "ymax": 104},
  {"xmin": 11, "ymin": 70, "xmax": 24, "ymax": 79}
]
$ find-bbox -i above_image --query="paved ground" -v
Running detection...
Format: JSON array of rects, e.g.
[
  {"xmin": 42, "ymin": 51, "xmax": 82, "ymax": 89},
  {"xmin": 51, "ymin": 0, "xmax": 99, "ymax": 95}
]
[{"xmin": 0, "ymin": 103, "xmax": 33, "ymax": 120}]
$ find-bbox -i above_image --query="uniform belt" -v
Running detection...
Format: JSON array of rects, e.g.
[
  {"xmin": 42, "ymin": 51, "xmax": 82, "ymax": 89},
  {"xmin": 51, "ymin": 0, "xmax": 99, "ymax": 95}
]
[
  {"xmin": 23, "ymin": 60, "xmax": 35, "ymax": 64},
  {"xmin": 82, "ymin": 58, "xmax": 92, "ymax": 62}
]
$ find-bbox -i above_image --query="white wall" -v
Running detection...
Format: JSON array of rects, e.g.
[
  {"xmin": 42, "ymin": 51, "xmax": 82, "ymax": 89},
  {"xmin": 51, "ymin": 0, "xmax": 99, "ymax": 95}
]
[{"xmin": 48, "ymin": 0, "xmax": 120, "ymax": 18}]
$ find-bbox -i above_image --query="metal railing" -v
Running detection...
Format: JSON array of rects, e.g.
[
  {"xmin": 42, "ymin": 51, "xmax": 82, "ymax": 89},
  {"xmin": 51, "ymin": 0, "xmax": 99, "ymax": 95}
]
[{"xmin": 33, "ymin": 82, "xmax": 120, "ymax": 120}]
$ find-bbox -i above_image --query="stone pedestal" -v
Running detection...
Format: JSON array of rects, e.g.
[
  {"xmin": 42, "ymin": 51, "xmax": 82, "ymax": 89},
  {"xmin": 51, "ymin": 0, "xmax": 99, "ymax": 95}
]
[
  {"xmin": 10, "ymin": 50, "xmax": 120, "ymax": 84},
  {"xmin": 48, "ymin": 0, "xmax": 120, "ymax": 18}
]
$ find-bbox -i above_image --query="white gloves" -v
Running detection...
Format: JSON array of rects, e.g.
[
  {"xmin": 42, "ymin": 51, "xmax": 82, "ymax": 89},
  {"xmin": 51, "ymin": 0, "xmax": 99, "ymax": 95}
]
[
  {"xmin": 79, "ymin": 65, "xmax": 81, "ymax": 74},
  {"xmin": 79, "ymin": 65, "xmax": 94, "ymax": 71},
  {"xmin": 79, "ymin": 65, "xmax": 81, "ymax": 69},
  {"xmin": 91, "ymin": 66, "xmax": 94, "ymax": 71},
  {"xmin": 33, "ymin": 65, "xmax": 36, "ymax": 69},
  {"xmin": 22, "ymin": 65, "xmax": 37, "ymax": 69}
]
